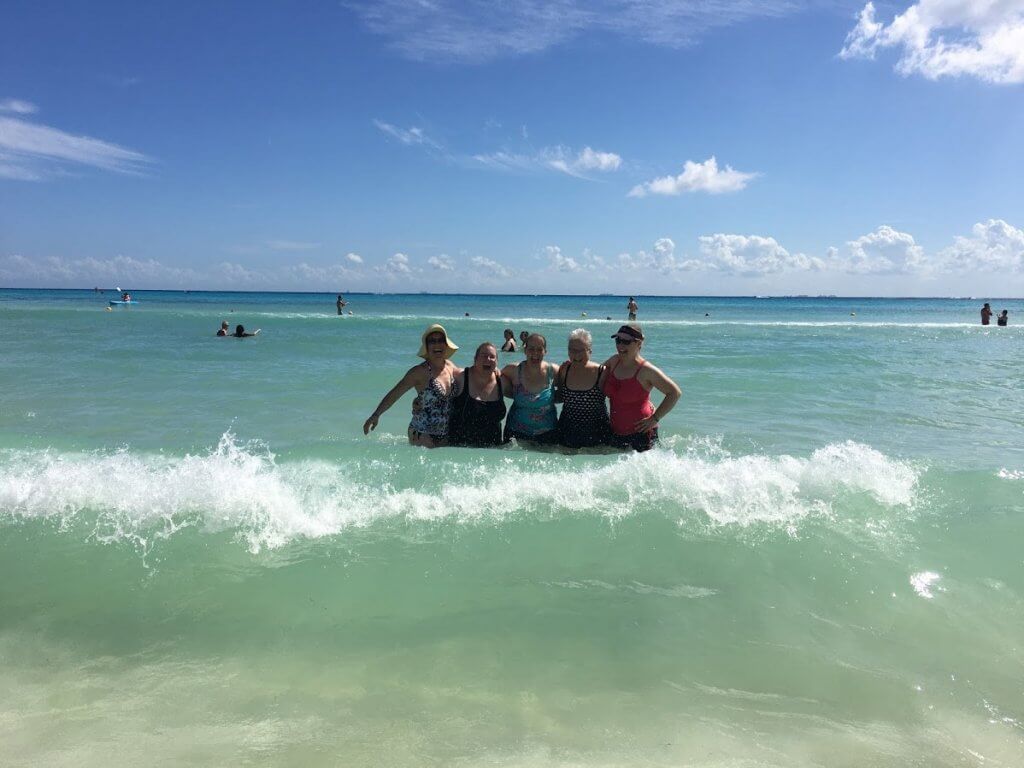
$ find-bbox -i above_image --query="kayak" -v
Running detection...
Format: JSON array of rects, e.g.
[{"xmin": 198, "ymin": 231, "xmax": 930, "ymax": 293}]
[{"xmin": 109, "ymin": 300, "xmax": 139, "ymax": 305}]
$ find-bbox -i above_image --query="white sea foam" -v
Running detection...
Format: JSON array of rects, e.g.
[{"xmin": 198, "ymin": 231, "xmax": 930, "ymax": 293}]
[
  {"xmin": 548, "ymin": 579, "xmax": 717, "ymax": 599},
  {"xmin": 910, "ymin": 571, "xmax": 943, "ymax": 599},
  {"xmin": 0, "ymin": 434, "xmax": 919, "ymax": 553},
  {"xmin": 996, "ymin": 468, "xmax": 1024, "ymax": 481}
]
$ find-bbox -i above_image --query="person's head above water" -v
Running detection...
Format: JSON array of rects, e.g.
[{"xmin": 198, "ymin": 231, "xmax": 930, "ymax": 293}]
[
  {"xmin": 417, "ymin": 324, "xmax": 459, "ymax": 360},
  {"xmin": 220, "ymin": 320, "xmax": 229, "ymax": 330},
  {"xmin": 524, "ymin": 333, "xmax": 547, "ymax": 362},
  {"xmin": 567, "ymin": 328, "xmax": 592, "ymax": 362},
  {"xmin": 503, "ymin": 328, "xmax": 514, "ymax": 340},
  {"xmin": 612, "ymin": 323, "xmax": 644, "ymax": 357},
  {"xmin": 235, "ymin": 325, "xmax": 245, "ymax": 336},
  {"xmin": 474, "ymin": 342, "xmax": 498, "ymax": 371}
]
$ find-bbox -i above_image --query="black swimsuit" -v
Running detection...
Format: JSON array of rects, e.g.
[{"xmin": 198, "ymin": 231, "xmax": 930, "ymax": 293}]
[
  {"xmin": 449, "ymin": 370, "xmax": 507, "ymax": 447},
  {"xmin": 557, "ymin": 363, "xmax": 611, "ymax": 448}
]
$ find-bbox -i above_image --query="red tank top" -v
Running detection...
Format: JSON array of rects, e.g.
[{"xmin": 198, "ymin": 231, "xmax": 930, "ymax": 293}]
[{"xmin": 602, "ymin": 361, "xmax": 654, "ymax": 435}]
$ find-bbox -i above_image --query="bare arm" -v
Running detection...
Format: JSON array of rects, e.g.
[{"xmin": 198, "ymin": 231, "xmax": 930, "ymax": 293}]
[
  {"xmin": 635, "ymin": 363, "xmax": 681, "ymax": 432},
  {"xmin": 363, "ymin": 366, "xmax": 422, "ymax": 435},
  {"xmin": 500, "ymin": 364, "xmax": 517, "ymax": 398}
]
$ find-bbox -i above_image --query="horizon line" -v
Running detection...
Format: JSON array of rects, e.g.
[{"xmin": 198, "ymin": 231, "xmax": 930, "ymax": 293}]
[{"xmin": 1, "ymin": 287, "xmax": 1020, "ymax": 300}]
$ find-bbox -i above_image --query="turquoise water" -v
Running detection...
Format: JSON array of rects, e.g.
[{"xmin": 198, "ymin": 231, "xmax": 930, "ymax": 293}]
[{"xmin": 1, "ymin": 289, "xmax": 1022, "ymax": 766}]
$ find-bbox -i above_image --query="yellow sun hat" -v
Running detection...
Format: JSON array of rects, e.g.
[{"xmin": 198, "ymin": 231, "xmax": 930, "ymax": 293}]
[{"xmin": 417, "ymin": 323, "xmax": 459, "ymax": 359}]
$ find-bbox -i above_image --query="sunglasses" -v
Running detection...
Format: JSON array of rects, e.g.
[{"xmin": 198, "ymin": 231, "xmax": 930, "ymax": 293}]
[
  {"xmin": 426, "ymin": 336, "xmax": 446, "ymax": 345},
  {"xmin": 615, "ymin": 337, "xmax": 637, "ymax": 345}
]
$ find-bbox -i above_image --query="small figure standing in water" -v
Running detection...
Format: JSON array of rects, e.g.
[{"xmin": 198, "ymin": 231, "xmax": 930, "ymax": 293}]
[
  {"xmin": 997, "ymin": 309, "xmax": 1009, "ymax": 327},
  {"xmin": 216, "ymin": 320, "xmax": 229, "ymax": 336},
  {"xmin": 233, "ymin": 324, "xmax": 260, "ymax": 338},
  {"xmin": 336, "ymin": 294, "xmax": 347, "ymax": 315},
  {"xmin": 627, "ymin": 296, "xmax": 638, "ymax": 321},
  {"xmin": 519, "ymin": 330, "xmax": 529, "ymax": 352},
  {"xmin": 501, "ymin": 328, "xmax": 517, "ymax": 352},
  {"xmin": 981, "ymin": 303, "xmax": 993, "ymax": 325}
]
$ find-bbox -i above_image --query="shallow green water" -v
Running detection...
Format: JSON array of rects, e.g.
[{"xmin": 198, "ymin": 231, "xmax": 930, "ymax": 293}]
[{"xmin": 1, "ymin": 290, "xmax": 1022, "ymax": 766}]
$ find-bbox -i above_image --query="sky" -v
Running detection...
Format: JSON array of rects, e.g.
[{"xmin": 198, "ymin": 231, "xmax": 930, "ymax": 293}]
[{"xmin": 1, "ymin": 0, "xmax": 1023, "ymax": 296}]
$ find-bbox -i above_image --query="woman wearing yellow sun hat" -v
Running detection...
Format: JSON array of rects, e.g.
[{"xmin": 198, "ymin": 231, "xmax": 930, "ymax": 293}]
[{"xmin": 363, "ymin": 324, "xmax": 461, "ymax": 447}]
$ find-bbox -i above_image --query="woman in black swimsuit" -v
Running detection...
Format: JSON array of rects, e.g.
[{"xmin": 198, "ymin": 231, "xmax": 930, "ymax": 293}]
[
  {"xmin": 556, "ymin": 328, "xmax": 611, "ymax": 449},
  {"xmin": 448, "ymin": 343, "xmax": 508, "ymax": 447}
]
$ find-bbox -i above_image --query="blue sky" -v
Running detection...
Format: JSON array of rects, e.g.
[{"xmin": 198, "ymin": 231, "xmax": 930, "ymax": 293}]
[{"xmin": 1, "ymin": 0, "xmax": 1023, "ymax": 295}]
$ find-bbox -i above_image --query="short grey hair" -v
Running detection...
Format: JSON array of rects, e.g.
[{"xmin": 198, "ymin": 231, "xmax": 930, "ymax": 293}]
[{"xmin": 568, "ymin": 328, "xmax": 592, "ymax": 349}]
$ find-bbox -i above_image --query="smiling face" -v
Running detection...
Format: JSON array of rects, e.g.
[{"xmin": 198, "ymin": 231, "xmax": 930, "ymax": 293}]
[
  {"xmin": 475, "ymin": 343, "xmax": 498, "ymax": 371},
  {"xmin": 524, "ymin": 334, "xmax": 546, "ymax": 363},
  {"xmin": 425, "ymin": 332, "xmax": 448, "ymax": 360},
  {"xmin": 567, "ymin": 338, "xmax": 590, "ymax": 363},
  {"xmin": 614, "ymin": 334, "xmax": 641, "ymax": 359}
]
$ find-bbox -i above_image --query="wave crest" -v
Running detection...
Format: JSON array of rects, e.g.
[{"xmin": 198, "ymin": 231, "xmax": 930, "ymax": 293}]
[{"xmin": 0, "ymin": 434, "xmax": 919, "ymax": 553}]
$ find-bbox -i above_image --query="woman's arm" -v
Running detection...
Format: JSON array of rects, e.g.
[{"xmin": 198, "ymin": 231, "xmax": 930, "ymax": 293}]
[
  {"xmin": 634, "ymin": 364, "xmax": 681, "ymax": 432},
  {"xmin": 363, "ymin": 367, "xmax": 422, "ymax": 434},
  {"xmin": 499, "ymin": 364, "xmax": 517, "ymax": 398}
]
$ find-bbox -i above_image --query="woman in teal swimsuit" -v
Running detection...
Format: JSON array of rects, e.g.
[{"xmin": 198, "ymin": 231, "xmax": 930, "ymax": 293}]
[{"xmin": 501, "ymin": 333, "xmax": 559, "ymax": 444}]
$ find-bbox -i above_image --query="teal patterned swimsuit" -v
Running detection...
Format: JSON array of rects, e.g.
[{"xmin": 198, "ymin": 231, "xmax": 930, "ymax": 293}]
[{"xmin": 504, "ymin": 362, "xmax": 557, "ymax": 441}]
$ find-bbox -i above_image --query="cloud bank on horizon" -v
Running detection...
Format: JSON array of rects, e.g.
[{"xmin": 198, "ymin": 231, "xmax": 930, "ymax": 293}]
[{"xmin": 4, "ymin": 219, "xmax": 1021, "ymax": 294}]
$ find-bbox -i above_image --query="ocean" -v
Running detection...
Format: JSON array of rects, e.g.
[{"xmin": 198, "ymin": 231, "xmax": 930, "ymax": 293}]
[{"xmin": 1, "ymin": 289, "xmax": 1022, "ymax": 766}]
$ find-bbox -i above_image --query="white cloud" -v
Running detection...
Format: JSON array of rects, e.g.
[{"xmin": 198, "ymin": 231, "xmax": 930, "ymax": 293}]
[
  {"xmin": 840, "ymin": 1, "xmax": 1024, "ymax": 84},
  {"xmin": 698, "ymin": 234, "xmax": 824, "ymax": 275},
  {"xmin": 0, "ymin": 153, "xmax": 43, "ymax": 180},
  {"xmin": 217, "ymin": 261, "xmax": 267, "ymax": 287},
  {"xmin": 629, "ymin": 156, "xmax": 757, "ymax": 197},
  {"xmin": 346, "ymin": 252, "xmax": 364, "ymax": 264},
  {"xmin": 575, "ymin": 146, "xmax": 622, "ymax": 172},
  {"xmin": 548, "ymin": 146, "xmax": 622, "ymax": 177},
  {"xmin": 0, "ymin": 253, "xmax": 198, "ymax": 287},
  {"xmin": 373, "ymin": 119, "xmax": 440, "ymax": 148},
  {"xmin": 940, "ymin": 219, "xmax": 1024, "ymax": 271},
  {"xmin": 469, "ymin": 255, "xmax": 512, "ymax": 278},
  {"xmin": 617, "ymin": 237, "xmax": 706, "ymax": 273},
  {"xmin": 544, "ymin": 245, "xmax": 581, "ymax": 272},
  {"xmin": 0, "ymin": 99, "xmax": 38, "ymax": 115},
  {"xmin": 374, "ymin": 115, "xmax": 621, "ymax": 181},
  {"xmin": 348, "ymin": 0, "xmax": 797, "ymax": 63},
  {"xmin": 284, "ymin": 261, "xmax": 355, "ymax": 285},
  {"xmin": 428, "ymin": 254, "xmax": 455, "ymax": 271},
  {"xmin": 377, "ymin": 252, "xmax": 414, "ymax": 276},
  {"xmin": 0, "ymin": 115, "xmax": 152, "ymax": 180},
  {"xmin": 834, "ymin": 225, "xmax": 927, "ymax": 274},
  {"xmin": 474, "ymin": 144, "xmax": 621, "ymax": 179},
  {"xmin": 267, "ymin": 240, "xmax": 320, "ymax": 252}
]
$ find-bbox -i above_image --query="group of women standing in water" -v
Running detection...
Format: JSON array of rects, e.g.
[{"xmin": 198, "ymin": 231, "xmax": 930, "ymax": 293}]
[{"xmin": 363, "ymin": 322, "xmax": 681, "ymax": 452}]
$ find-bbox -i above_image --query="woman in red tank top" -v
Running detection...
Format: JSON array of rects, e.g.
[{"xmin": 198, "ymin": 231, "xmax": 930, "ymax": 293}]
[{"xmin": 602, "ymin": 324, "xmax": 681, "ymax": 452}]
